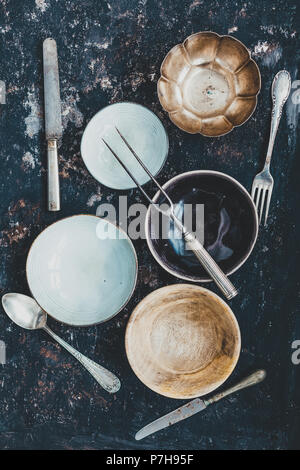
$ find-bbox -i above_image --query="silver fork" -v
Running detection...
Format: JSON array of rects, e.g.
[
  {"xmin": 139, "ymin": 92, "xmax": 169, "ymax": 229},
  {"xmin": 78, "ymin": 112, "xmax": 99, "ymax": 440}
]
[
  {"xmin": 102, "ymin": 127, "xmax": 238, "ymax": 300},
  {"xmin": 251, "ymin": 70, "xmax": 291, "ymax": 226}
]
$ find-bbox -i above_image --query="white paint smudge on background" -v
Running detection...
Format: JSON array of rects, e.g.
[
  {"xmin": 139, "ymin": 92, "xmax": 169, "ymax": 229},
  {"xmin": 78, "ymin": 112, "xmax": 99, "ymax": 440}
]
[
  {"xmin": 99, "ymin": 76, "xmax": 112, "ymax": 89},
  {"xmin": 0, "ymin": 25, "xmax": 11, "ymax": 33},
  {"xmin": 85, "ymin": 40, "xmax": 111, "ymax": 50},
  {"xmin": 61, "ymin": 88, "xmax": 84, "ymax": 129},
  {"xmin": 260, "ymin": 25, "xmax": 297, "ymax": 38},
  {"xmin": 88, "ymin": 59, "xmax": 98, "ymax": 73},
  {"xmin": 252, "ymin": 41, "xmax": 282, "ymax": 67},
  {"xmin": 35, "ymin": 0, "xmax": 49, "ymax": 13},
  {"xmin": 22, "ymin": 152, "xmax": 36, "ymax": 170},
  {"xmin": 24, "ymin": 86, "xmax": 42, "ymax": 138},
  {"xmin": 188, "ymin": 0, "xmax": 203, "ymax": 13},
  {"xmin": 253, "ymin": 41, "xmax": 270, "ymax": 54},
  {"xmin": 85, "ymin": 59, "xmax": 113, "ymax": 93},
  {"xmin": 87, "ymin": 191, "xmax": 102, "ymax": 207}
]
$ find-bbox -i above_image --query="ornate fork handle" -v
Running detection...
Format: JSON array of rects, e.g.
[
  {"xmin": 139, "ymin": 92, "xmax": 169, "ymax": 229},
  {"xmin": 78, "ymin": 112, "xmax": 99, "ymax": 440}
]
[
  {"xmin": 265, "ymin": 70, "xmax": 291, "ymax": 166},
  {"xmin": 43, "ymin": 325, "xmax": 121, "ymax": 393},
  {"xmin": 183, "ymin": 230, "xmax": 238, "ymax": 300}
]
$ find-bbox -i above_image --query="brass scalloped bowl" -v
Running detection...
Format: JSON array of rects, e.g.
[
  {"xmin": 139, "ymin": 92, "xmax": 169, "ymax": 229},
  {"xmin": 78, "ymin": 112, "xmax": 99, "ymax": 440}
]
[{"xmin": 158, "ymin": 32, "xmax": 261, "ymax": 137}]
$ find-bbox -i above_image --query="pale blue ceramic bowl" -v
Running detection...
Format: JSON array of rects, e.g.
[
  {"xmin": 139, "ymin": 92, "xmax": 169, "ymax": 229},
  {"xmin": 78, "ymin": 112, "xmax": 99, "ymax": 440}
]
[
  {"xmin": 26, "ymin": 215, "xmax": 138, "ymax": 326},
  {"xmin": 81, "ymin": 102, "xmax": 169, "ymax": 190}
]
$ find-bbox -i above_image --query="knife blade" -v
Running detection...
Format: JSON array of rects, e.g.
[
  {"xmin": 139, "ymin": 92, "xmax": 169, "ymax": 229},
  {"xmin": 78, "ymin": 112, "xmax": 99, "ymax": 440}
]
[
  {"xmin": 135, "ymin": 369, "xmax": 266, "ymax": 440},
  {"xmin": 135, "ymin": 398, "xmax": 207, "ymax": 441},
  {"xmin": 43, "ymin": 38, "xmax": 62, "ymax": 211}
]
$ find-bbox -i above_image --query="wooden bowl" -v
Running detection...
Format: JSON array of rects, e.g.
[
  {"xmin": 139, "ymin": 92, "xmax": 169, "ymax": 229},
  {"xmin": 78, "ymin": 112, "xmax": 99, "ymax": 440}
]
[
  {"xmin": 125, "ymin": 284, "xmax": 241, "ymax": 398},
  {"xmin": 158, "ymin": 32, "xmax": 261, "ymax": 136}
]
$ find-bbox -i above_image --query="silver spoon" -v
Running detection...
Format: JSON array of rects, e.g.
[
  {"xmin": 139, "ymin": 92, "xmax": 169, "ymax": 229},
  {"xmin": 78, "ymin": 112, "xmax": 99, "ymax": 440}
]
[{"xmin": 2, "ymin": 293, "xmax": 121, "ymax": 394}]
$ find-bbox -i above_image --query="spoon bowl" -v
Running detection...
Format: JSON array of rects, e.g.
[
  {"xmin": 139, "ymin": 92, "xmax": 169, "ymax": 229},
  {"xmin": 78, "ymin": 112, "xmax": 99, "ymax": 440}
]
[{"xmin": 2, "ymin": 293, "xmax": 47, "ymax": 330}]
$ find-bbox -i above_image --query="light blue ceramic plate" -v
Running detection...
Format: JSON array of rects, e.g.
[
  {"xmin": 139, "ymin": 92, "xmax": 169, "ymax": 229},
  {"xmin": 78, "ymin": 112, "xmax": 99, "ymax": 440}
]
[
  {"xmin": 81, "ymin": 102, "xmax": 169, "ymax": 190},
  {"xmin": 26, "ymin": 215, "xmax": 138, "ymax": 326}
]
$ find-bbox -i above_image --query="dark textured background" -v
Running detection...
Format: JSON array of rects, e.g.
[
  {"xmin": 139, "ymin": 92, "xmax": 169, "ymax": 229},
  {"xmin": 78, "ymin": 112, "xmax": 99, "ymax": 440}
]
[{"xmin": 0, "ymin": 0, "xmax": 299, "ymax": 450}]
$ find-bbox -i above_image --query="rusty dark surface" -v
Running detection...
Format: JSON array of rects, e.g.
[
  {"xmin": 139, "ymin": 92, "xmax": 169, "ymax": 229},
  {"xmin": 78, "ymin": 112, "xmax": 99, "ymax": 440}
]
[{"xmin": 0, "ymin": 0, "xmax": 299, "ymax": 450}]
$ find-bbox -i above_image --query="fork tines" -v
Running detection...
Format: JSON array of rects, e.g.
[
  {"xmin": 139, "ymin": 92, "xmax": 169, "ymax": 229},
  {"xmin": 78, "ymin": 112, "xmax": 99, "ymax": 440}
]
[
  {"xmin": 251, "ymin": 179, "xmax": 273, "ymax": 226},
  {"xmin": 102, "ymin": 127, "xmax": 173, "ymax": 209}
]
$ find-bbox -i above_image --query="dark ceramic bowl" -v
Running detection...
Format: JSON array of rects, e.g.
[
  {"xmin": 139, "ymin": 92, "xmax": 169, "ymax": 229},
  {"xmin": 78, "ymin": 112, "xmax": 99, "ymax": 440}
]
[{"xmin": 145, "ymin": 170, "xmax": 258, "ymax": 282}]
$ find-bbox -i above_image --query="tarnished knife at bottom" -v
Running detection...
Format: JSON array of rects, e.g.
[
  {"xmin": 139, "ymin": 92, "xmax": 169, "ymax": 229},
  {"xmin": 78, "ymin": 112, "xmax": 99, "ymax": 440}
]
[{"xmin": 135, "ymin": 369, "xmax": 266, "ymax": 440}]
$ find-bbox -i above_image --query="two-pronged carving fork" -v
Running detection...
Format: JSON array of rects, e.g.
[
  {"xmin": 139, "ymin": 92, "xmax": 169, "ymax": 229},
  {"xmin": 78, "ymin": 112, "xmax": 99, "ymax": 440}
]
[{"xmin": 102, "ymin": 128, "xmax": 238, "ymax": 300}]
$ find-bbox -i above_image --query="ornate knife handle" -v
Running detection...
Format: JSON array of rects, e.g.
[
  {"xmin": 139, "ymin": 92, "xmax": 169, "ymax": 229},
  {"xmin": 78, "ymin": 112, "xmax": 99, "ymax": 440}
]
[
  {"xmin": 47, "ymin": 139, "xmax": 60, "ymax": 211},
  {"xmin": 183, "ymin": 231, "xmax": 238, "ymax": 300},
  {"xmin": 205, "ymin": 370, "xmax": 266, "ymax": 405},
  {"xmin": 43, "ymin": 325, "xmax": 121, "ymax": 394},
  {"xmin": 265, "ymin": 70, "xmax": 291, "ymax": 167}
]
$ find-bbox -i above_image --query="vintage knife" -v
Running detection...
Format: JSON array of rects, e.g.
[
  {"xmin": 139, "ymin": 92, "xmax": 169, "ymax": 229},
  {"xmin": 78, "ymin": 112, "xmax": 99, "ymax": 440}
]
[
  {"xmin": 135, "ymin": 369, "xmax": 266, "ymax": 440},
  {"xmin": 43, "ymin": 38, "xmax": 62, "ymax": 211}
]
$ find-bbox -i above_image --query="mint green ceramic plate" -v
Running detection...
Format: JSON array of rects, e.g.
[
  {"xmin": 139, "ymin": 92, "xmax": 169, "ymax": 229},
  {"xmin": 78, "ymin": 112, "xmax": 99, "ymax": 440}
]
[{"xmin": 81, "ymin": 102, "xmax": 169, "ymax": 190}]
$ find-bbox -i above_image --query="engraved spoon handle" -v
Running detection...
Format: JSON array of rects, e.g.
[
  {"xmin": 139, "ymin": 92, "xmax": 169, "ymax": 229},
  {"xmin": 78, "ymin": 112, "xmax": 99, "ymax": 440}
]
[
  {"xmin": 204, "ymin": 370, "xmax": 266, "ymax": 406},
  {"xmin": 265, "ymin": 70, "xmax": 291, "ymax": 168},
  {"xmin": 43, "ymin": 325, "xmax": 121, "ymax": 393}
]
